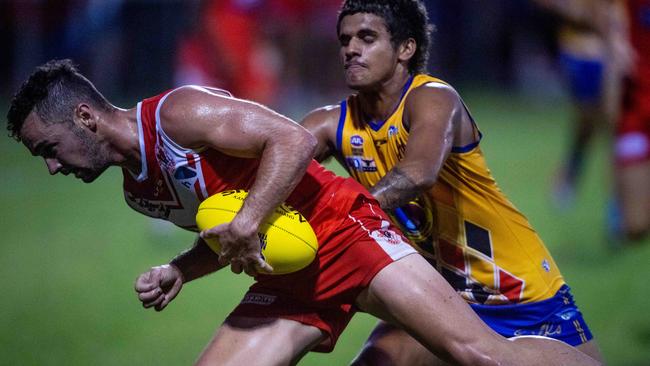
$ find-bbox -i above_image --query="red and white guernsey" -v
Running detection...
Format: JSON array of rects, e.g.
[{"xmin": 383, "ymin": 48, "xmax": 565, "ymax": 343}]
[{"xmin": 122, "ymin": 86, "xmax": 370, "ymax": 238}]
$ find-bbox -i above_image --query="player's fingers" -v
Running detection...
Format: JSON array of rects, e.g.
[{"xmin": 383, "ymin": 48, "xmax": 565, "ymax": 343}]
[
  {"xmin": 200, "ymin": 224, "xmax": 228, "ymax": 239},
  {"xmin": 134, "ymin": 272, "xmax": 159, "ymax": 292},
  {"xmin": 142, "ymin": 292, "xmax": 165, "ymax": 309},
  {"xmin": 243, "ymin": 262, "xmax": 258, "ymax": 277},
  {"xmin": 256, "ymin": 257, "xmax": 273, "ymax": 274},
  {"xmin": 218, "ymin": 246, "xmax": 234, "ymax": 266},
  {"xmin": 230, "ymin": 260, "xmax": 243, "ymax": 274},
  {"xmin": 138, "ymin": 288, "xmax": 163, "ymax": 303},
  {"xmin": 156, "ymin": 279, "xmax": 182, "ymax": 312}
]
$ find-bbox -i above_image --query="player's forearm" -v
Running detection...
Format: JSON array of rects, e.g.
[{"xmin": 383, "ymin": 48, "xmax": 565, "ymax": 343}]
[
  {"xmin": 233, "ymin": 129, "xmax": 317, "ymax": 232},
  {"xmin": 370, "ymin": 166, "xmax": 430, "ymax": 210},
  {"xmin": 169, "ymin": 238, "xmax": 224, "ymax": 283}
]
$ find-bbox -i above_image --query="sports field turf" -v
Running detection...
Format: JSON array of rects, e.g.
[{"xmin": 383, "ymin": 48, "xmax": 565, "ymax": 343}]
[{"xmin": 1, "ymin": 91, "xmax": 648, "ymax": 365}]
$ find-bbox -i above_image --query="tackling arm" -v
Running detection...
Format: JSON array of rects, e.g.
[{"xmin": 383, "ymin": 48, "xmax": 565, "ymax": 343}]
[{"xmin": 370, "ymin": 83, "xmax": 467, "ymax": 210}]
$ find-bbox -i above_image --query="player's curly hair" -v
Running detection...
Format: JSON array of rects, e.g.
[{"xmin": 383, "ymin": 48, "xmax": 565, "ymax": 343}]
[
  {"xmin": 337, "ymin": 0, "xmax": 434, "ymax": 74},
  {"xmin": 6, "ymin": 59, "xmax": 111, "ymax": 141}
]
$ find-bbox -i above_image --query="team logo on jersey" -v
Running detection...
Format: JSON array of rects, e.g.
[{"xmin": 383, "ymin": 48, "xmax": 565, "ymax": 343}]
[
  {"xmin": 542, "ymin": 259, "xmax": 551, "ymax": 272},
  {"xmin": 173, "ymin": 166, "xmax": 198, "ymax": 190},
  {"xmin": 388, "ymin": 126, "xmax": 399, "ymax": 136},
  {"xmin": 350, "ymin": 135, "xmax": 364, "ymax": 147}
]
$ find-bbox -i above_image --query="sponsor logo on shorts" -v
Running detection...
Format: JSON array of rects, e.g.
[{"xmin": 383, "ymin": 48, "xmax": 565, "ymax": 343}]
[
  {"xmin": 388, "ymin": 126, "xmax": 399, "ymax": 136},
  {"xmin": 371, "ymin": 220, "xmax": 404, "ymax": 246},
  {"xmin": 514, "ymin": 323, "xmax": 562, "ymax": 338},
  {"xmin": 241, "ymin": 293, "xmax": 277, "ymax": 305}
]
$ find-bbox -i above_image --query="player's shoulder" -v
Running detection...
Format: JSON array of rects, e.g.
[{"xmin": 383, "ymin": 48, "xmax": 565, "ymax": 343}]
[
  {"xmin": 159, "ymin": 85, "xmax": 232, "ymax": 120},
  {"xmin": 405, "ymin": 79, "xmax": 462, "ymax": 112},
  {"xmin": 301, "ymin": 103, "xmax": 342, "ymax": 129},
  {"xmin": 302, "ymin": 104, "xmax": 341, "ymax": 123}
]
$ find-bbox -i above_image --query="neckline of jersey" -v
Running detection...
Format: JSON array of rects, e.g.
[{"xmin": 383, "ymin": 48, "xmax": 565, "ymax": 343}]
[{"xmin": 366, "ymin": 75, "xmax": 415, "ymax": 132}]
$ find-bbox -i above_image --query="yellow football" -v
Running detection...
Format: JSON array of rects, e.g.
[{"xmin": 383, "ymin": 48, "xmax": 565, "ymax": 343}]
[{"xmin": 196, "ymin": 190, "xmax": 319, "ymax": 275}]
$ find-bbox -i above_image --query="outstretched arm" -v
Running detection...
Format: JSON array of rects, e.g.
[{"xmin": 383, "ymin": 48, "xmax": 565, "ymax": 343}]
[
  {"xmin": 370, "ymin": 83, "xmax": 471, "ymax": 210},
  {"xmin": 159, "ymin": 86, "xmax": 317, "ymax": 276},
  {"xmin": 134, "ymin": 236, "xmax": 226, "ymax": 311}
]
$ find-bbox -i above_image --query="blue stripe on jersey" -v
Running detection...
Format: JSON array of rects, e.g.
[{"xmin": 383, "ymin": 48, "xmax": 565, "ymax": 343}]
[
  {"xmin": 368, "ymin": 75, "xmax": 415, "ymax": 132},
  {"xmin": 452, "ymin": 130, "xmax": 483, "ymax": 153},
  {"xmin": 336, "ymin": 100, "xmax": 347, "ymax": 151}
]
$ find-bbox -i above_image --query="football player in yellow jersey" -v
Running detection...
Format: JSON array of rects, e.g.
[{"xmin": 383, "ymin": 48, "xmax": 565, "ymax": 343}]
[{"xmin": 302, "ymin": 0, "xmax": 603, "ymax": 364}]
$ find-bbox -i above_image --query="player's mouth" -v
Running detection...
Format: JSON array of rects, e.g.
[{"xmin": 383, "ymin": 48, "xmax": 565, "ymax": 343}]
[{"xmin": 345, "ymin": 61, "xmax": 367, "ymax": 70}]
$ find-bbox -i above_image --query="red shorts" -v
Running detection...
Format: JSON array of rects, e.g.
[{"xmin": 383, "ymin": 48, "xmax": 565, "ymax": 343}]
[
  {"xmin": 616, "ymin": 76, "xmax": 650, "ymax": 166},
  {"xmin": 230, "ymin": 197, "xmax": 417, "ymax": 352}
]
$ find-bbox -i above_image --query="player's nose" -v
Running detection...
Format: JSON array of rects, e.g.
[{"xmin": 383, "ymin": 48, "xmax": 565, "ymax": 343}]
[
  {"xmin": 45, "ymin": 158, "xmax": 62, "ymax": 175},
  {"xmin": 345, "ymin": 39, "xmax": 362, "ymax": 58}
]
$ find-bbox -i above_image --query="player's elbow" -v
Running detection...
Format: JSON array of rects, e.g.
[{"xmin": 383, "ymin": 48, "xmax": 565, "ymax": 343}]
[
  {"xmin": 412, "ymin": 174, "xmax": 437, "ymax": 192},
  {"xmin": 296, "ymin": 127, "xmax": 318, "ymax": 159}
]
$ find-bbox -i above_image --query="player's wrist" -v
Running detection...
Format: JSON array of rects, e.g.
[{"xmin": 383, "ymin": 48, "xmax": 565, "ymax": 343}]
[
  {"xmin": 230, "ymin": 214, "xmax": 261, "ymax": 238},
  {"xmin": 167, "ymin": 262, "xmax": 187, "ymax": 284}
]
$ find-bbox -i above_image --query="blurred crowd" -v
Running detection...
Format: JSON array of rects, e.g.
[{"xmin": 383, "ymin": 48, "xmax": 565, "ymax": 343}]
[{"xmin": 0, "ymin": 0, "xmax": 563, "ymax": 109}]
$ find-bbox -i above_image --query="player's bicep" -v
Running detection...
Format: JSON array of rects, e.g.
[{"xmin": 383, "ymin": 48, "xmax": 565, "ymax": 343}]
[
  {"xmin": 401, "ymin": 85, "xmax": 461, "ymax": 180},
  {"xmin": 160, "ymin": 87, "xmax": 301, "ymax": 158}
]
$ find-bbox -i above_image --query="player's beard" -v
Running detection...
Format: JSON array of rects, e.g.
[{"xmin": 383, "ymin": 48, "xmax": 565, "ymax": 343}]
[{"xmin": 72, "ymin": 125, "xmax": 110, "ymax": 182}]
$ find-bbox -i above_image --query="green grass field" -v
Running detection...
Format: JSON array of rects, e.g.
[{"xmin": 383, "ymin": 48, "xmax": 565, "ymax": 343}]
[{"xmin": 1, "ymin": 91, "xmax": 649, "ymax": 365}]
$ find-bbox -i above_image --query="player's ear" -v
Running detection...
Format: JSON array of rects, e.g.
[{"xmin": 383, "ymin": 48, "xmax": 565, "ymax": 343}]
[
  {"xmin": 74, "ymin": 103, "xmax": 97, "ymax": 132},
  {"xmin": 398, "ymin": 38, "xmax": 417, "ymax": 63}
]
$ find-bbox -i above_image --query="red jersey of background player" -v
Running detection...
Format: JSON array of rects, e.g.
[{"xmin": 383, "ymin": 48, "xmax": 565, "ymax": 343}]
[{"xmin": 628, "ymin": 0, "xmax": 650, "ymax": 82}]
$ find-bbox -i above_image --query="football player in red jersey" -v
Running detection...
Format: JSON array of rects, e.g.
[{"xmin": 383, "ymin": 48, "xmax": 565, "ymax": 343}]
[
  {"xmin": 7, "ymin": 59, "xmax": 599, "ymax": 366},
  {"xmin": 613, "ymin": 0, "xmax": 650, "ymax": 242}
]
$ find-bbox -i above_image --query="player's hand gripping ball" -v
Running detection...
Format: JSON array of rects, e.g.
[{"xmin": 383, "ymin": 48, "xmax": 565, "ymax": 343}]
[{"xmin": 196, "ymin": 190, "xmax": 319, "ymax": 275}]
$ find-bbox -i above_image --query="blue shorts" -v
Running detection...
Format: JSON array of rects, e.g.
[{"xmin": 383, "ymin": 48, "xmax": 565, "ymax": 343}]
[
  {"xmin": 470, "ymin": 285, "xmax": 593, "ymax": 346},
  {"xmin": 559, "ymin": 52, "xmax": 604, "ymax": 103}
]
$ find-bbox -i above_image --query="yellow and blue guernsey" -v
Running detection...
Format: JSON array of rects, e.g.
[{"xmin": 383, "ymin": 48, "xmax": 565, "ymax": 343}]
[{"xmin": 337, "ymin": 74, "xmax": 565, "ymax": 305}]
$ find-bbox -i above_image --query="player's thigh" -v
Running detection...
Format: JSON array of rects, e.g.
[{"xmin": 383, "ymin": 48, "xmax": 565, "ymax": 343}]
[
  {"xmin": 509, "ymin": 336, "xmax": 601, "ymax": 365},
  {"xmin": 576, "ymin": 339, "xmax": 604, "ymax": 364},
  {"xmin": 354, "ymin": 253, "xmax": 510, "ymax": 365},
  {"xmin": 196, "ymin": 316, "xmax": 325, "ymax": 366},
  {"xmin": 351, "ymin": 320, "xmax": 446, "ymax": 366}
]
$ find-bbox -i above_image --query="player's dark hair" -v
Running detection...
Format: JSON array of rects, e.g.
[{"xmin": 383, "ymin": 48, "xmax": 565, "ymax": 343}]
[
  {"xmin": 6, "ymin": 59, "xmax": 112, "ymax": 141},
  {"xmin": 337, "ymin": 0, "xmax": 433, "ymax": 74}
]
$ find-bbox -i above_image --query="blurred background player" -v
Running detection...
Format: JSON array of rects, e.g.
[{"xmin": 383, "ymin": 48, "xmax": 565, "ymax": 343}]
[
  {"xmin": 302, "ymin": 0, "xmax": 602, "ymax": 364},
  {"xmin": 533, "ymin": 0, "xmax": 632, "ymax": 209},
  {"xmin": 613, "ymin": 0, "xmax": 650, "ymax": 242}
]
